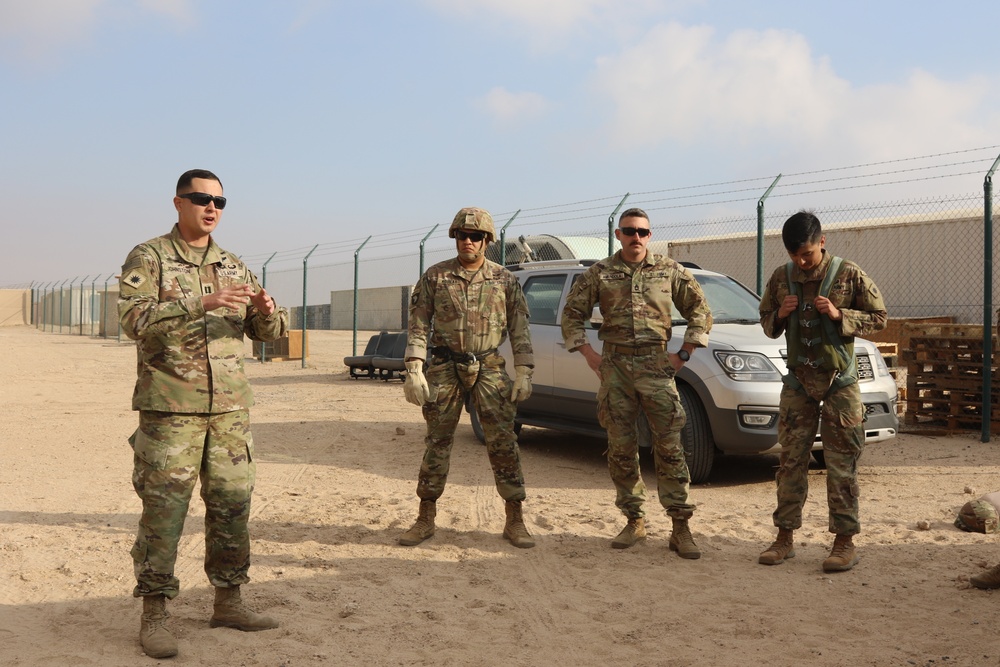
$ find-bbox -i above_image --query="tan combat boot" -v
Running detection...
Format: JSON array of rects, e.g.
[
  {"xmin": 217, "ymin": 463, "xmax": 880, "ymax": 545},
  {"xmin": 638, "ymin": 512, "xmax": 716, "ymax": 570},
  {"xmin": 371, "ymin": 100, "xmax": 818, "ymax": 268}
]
[
  {"xmin": 398, "ymin": 500, "xmax": 436, "ymax": 546},
  {"xmin": 970, "ymin": 563, "xmax": 1000, "ymax": 589},
  {"xmin": 611, "ymin": 517, "xmax": 646, "ymax": 549},
  {"xmin": 210, "ymin": 586, "xmax": 279, "ymax": 631},
  {"xmin": 502, "ymin": 500, "xmax": 536, "ymax": 549},
  {"xmin": 758, "ymin": 528, "xmax": 795, "ymax": 565},
  {"xmin": 822, "ymin": 534, "xmax": 859, "ymax": 572},
  {"xmin": 140, "ymin": 594, "xmax": 178, "ymax": 659},
  {"xmin": 668, "ymin": 517, "xmax": 701, "ymax": 559}
]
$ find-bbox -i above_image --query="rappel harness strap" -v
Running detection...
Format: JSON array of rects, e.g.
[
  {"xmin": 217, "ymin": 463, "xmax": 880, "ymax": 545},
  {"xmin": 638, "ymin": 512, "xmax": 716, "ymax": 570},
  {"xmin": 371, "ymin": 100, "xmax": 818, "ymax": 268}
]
[{"xmin": 782, "ymin": 256, "xmax": 857, "ymax": 398}]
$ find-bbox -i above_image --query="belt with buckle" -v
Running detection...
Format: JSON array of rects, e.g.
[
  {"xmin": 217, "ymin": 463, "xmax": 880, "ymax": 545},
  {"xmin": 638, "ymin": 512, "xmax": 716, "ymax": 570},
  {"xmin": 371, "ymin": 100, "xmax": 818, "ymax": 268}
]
[
  {"xmin": 605, "ymin": 342, "xmax": 668, "ymax": 356},
  {"xmin": 431, "ymin": 346, "xmax": 498, "ymax": 363}
]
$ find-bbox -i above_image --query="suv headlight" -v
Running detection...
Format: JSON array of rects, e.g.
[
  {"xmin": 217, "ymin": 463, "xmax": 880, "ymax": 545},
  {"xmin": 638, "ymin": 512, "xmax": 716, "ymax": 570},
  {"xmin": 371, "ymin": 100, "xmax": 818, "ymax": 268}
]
[{"xmin": 714, "ymin": 351, "xmax": 782, "ymax": 381}]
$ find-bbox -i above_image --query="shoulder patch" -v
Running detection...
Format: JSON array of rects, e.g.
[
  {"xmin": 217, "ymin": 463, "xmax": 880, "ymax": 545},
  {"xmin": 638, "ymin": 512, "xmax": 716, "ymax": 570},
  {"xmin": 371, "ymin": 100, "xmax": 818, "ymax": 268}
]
[{"xmin": 122, "ymin": 270, "xmax": 148, "ymax": 289}]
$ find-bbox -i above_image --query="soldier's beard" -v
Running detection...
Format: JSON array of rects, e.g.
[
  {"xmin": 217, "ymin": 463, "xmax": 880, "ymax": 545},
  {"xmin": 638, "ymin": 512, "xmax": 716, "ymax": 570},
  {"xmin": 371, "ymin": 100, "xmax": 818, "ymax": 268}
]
[{"xmin": 458, "ymin": 249, "xmax": 482, "ymax": 262}]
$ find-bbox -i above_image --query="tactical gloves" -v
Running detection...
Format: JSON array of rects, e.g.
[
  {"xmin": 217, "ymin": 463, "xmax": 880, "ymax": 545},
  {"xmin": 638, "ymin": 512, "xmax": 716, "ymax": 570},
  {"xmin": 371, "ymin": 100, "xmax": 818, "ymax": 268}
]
[
  {"xmin": 403, "ymin": 360, "xmax": 430, "ymax": 406},
  {"xmin": 510, "ymin": 365, "xmax": 533, "ymax": 403}
]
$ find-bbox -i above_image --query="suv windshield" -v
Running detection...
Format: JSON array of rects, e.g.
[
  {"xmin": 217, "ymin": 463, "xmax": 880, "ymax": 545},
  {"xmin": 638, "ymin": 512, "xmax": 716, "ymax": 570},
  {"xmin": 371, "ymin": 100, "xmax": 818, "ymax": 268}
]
[{"xmin": 678, "ymin": 273, "xmax": 761, "ymax": 325}]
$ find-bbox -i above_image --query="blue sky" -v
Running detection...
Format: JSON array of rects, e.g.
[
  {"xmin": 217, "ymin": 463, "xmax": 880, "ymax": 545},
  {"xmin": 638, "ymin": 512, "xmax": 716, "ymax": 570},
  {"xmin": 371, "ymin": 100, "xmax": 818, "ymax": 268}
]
[{"xmin": 2, "ymin": 0, "xmax": 999, "ymax": 289}]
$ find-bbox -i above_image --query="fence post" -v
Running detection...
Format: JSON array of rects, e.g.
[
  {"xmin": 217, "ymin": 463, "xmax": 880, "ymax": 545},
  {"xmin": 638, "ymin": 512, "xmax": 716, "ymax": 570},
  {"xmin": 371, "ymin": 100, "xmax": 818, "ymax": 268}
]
[
  {"xmin": 607, "ymin": 193, "xmax": 630, "ymax": 256},
  {"xmin": 756, "ymin": 174, "xmax": 782, "ymax": 295},
  {"xmin": 43, "ymin": 282, "xmax": 53, "ymax": 331},
  {"xmin": 982, "ymin": 154, "xmax": 1000, "ymax": 442},
  {"xmin": 301, "ymin": 245, "xmax": 318, "ymax": 368},
  {"xmin": 77, "ymin": 275, "xmax": 90, "ymax": 335},
  {"xmin": 497, "ymin": 210, "xmax": 521, "ymax": 266},
  {"xmin": 90, "ymin": 275, "xmax": 99, "ymax": 337},
  {"xmin": 260, "ymin": 252, "xmax": 277, "ymax": 363},
  {"xmin": 58, "ymin": 277, "xmax": 75, "ymax": 334},
  {"xmin": 419, "ymin": 224, "xmax": 439, "ymax": 278},
  {"xmin": 102, "ymin": 272, "xmax": 116, "ymax": 339},
  {"xmin": 352, "ymin": 236, "xmax": 372, "ymax": 355}
]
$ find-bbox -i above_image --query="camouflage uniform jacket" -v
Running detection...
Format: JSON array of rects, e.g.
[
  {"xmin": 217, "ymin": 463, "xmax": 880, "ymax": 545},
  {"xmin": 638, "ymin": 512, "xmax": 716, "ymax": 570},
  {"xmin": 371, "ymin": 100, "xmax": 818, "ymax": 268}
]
[
  {"xmin": 118, "ymin": 224, "xmax": 289, "ymax": 414},
  {"xmin": 561, "ymin": 251, "xmax": 712, "ymax": 351},
  {"xmin": 759, "ymin": 250, "xmax": 887, "ymax": 390},
  {"xmin": 404, "ymin": 258, "xmax": 533, "ymax": 367}
]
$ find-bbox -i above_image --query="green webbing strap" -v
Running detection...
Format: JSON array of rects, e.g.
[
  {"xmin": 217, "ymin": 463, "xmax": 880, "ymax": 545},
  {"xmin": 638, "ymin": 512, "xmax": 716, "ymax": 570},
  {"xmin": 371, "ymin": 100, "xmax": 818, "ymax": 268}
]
[{"xmin": 783, "ymin": 256, "xmax": 857, "ymax": 396}]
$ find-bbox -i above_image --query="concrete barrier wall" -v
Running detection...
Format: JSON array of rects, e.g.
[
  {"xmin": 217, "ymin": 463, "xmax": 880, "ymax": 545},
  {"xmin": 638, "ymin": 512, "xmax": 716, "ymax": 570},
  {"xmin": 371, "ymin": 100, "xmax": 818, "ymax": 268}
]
[
  {"xmin": 0, "ymin": 290, "xmax": 30, "ymax": 326},
  {"xmin": 330, "ymin": 285, "xmax": 411, "ymax": 331}
]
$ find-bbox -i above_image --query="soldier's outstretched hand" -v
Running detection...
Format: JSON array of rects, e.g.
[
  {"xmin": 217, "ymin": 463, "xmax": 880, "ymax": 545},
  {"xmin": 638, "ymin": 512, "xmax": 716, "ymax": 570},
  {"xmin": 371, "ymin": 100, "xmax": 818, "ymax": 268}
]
[
  {"xmin": 251, "ymin": 288, "xmax": 277, "ymax": 317},
  {"xmin": 203, "ymin": 284, "xmax": 253, "ymax": 312}
]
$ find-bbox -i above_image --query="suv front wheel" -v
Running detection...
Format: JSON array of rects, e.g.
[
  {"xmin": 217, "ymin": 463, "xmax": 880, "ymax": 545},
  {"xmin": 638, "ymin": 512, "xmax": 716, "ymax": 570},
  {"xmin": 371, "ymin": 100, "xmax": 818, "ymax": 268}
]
[{"xmin": 678, "ymin": 384, "xmax": 716, "ymax": 484}]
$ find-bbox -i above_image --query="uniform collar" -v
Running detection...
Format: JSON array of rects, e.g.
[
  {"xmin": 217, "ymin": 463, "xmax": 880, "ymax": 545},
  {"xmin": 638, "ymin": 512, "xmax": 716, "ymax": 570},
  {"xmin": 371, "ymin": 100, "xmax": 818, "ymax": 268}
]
[
  {"xmin": 169, "ymin": 224, "xmax": 224, "ymax": 266},
  {"xmin": 611, "ymin": 250, "xmax": 655, "ymax": 271},
  {"xmin": 790, "ymin": 249, "xmax": 831, "ymax": 283},
  {"xmin": 448, "ymin": 256, "xmax": 493, "ymax": 280}
]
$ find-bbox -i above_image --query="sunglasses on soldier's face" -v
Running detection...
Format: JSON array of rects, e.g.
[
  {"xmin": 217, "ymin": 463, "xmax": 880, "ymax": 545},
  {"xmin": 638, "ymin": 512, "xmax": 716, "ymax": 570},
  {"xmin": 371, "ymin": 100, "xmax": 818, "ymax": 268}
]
[
  {"xmin": 456, "ymin": 231, "xmax": 486, "ymax": 242},
  {"xmin": 619, "ymin": 226, "xmax": 651, "ymax": 238},
  {"xmin": 178, "ymin": 192, "xmax": 227, "ymax": 209}
]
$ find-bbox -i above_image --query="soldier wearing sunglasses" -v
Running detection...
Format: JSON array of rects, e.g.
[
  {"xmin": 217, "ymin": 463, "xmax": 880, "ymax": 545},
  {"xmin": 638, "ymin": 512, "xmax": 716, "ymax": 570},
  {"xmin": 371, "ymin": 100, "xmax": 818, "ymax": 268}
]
[
  {"xmin": 399, "ymin": 207, "xmax": 536, "ymax": 549},
  {"xmin": 561, "ymin": 208, "xmax": 712, "ymax": 557},
  {"xmin": 118, "ymin": 169, "xmax": 287, "ymax": 658}
]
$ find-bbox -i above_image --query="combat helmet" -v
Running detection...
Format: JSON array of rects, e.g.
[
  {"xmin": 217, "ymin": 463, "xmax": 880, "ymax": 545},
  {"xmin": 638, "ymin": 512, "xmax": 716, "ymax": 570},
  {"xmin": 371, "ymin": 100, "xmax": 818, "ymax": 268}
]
[
  {"xmin": 955, "ymin": 499, "xmax": 1000, "ymax": 533},
  {"xmin": 449, "ymin": 207, "xmax": 495, "ymax": 244}
]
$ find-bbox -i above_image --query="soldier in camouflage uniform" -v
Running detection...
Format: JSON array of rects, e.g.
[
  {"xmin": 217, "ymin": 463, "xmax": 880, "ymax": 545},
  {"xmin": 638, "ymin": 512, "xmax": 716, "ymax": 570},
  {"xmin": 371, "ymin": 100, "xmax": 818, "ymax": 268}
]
[
  {"xmin": 757, "ymin": 211, "xmax": 887, "ymax": 573},
  {"xmin": 398, "ymin": 207, "xmax": 536, "ymax": 549},
  {"xmin": 119, "ymin": 169, "xmax": 288, "ymax": 658},
  {"xmin": 561, "ymin": 208, "xmax": 712, "ymax": 557}
]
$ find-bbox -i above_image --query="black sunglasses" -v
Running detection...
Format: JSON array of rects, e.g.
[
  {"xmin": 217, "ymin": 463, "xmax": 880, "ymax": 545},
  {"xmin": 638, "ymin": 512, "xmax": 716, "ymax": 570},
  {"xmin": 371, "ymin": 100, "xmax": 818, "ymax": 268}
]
[
  {"xmin": 619, "ymin": 226, "xmax": 650, "ymax": 237},
  {"xmin": 178, "ymin": 192, "xmax": 227, "ymax": 209},
  {"xmin": 456, "ymin": 230, "xmax": 486, "ymax": 242}
]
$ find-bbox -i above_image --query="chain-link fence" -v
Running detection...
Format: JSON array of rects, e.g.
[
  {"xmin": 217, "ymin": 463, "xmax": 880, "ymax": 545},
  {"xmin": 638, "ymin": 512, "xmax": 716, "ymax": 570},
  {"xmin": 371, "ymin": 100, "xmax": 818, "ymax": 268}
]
[{"xmin": 16, "ymin": 148, "xmax": 1000, "ymax": 340}]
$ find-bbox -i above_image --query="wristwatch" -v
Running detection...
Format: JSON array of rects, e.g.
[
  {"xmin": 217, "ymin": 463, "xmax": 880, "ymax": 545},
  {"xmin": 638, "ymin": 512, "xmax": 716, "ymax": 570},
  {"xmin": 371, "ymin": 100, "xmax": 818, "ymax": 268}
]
[{"xmin": 677, "ymin": 349, "xmax": 690, "ymax": 362}]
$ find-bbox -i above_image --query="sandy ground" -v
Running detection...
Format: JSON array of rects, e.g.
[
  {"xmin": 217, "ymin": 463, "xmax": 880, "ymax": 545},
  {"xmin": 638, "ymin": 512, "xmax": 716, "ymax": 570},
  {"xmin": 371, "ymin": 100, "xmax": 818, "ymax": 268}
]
[{"xmin": 2, "ymin": 326, "xmax": 1000, "ymax": 666}]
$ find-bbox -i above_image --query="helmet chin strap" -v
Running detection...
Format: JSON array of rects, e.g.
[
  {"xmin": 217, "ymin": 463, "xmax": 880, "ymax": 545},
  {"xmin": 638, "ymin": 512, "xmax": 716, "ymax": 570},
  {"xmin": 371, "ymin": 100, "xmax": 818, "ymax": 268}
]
[{"xmin": 457, "ymin": 238, "xmax": 487, "ymax": 262}]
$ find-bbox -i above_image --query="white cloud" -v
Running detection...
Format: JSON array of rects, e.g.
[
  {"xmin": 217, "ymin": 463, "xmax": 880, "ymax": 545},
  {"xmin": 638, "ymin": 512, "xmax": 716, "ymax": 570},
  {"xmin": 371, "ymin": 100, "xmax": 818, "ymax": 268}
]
[
  {"xmin": 474, "ymin": 86, "xmax": 550, "ymax": 126},
  {"xmin": 0, "ymin": 0, "xmax": 106, "ymax": 61},
  {"xmin": 139, "ymin": 0, "xmax": 193, "ymax": 25},
  {"xmin": 422, "ymin": 0, "xmax": 693, "ymax": 46},
  {"xmin": 426, "ymin": 0, "xmax": 614, "ymax": 31},
  {"xmin": 590, "ymin": 21, "xmax": 999, "ymax": 161},
  {"xmin": 0, "ymin": 0, "xmax": 193, "ymax": 65}
]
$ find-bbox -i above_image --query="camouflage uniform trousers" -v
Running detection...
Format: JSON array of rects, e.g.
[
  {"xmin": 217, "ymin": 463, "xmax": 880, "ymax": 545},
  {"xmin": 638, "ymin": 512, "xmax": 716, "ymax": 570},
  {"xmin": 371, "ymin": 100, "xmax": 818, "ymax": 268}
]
[
  {"xmin": 129, "ymin": 409, "xmax": 256, "ymax": 599},
  {"xmin": 597, "ymin": 350, "xmax": 694, "ymax": 520},
  {"xmin": 416, "ymin": 353, "xmax": 526, "ymax": 502},
  {"xmin": 773, "ymin": 382, "xmax": 865, "ymax": 535}
]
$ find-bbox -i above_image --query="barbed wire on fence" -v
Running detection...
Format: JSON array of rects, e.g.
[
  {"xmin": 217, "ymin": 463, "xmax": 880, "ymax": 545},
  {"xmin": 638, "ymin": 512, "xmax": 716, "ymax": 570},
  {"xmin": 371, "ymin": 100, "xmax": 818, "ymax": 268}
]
[{"xmin": 16, "ymin": 144, "xmax": 1000, "ymax": 334}]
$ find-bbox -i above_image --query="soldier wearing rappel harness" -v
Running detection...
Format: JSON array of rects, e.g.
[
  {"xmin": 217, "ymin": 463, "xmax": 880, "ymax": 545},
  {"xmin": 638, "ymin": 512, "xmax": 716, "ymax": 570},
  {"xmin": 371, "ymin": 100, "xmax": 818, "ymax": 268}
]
[{"xmin": 757, "ymin": 211, "xmax": 887, "ymax": 573}]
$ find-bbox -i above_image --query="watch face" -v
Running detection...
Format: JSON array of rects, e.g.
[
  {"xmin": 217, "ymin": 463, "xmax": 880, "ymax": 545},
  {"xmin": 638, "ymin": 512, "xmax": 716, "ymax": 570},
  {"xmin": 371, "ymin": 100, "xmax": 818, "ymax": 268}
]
[{"xmin": 678, "ymin": 349, "xmax": 690, "ymax": 361}]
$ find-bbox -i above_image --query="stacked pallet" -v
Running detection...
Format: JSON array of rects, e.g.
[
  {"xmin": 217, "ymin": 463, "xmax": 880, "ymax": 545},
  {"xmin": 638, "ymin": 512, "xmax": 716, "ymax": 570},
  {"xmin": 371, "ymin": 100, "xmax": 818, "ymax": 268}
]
[
  {"xmin": 252, "ymin": 329, "xmax": 308, "ymax": 361},
  {"xmin": 902, "ymin": 322, "xmax": 999, "ymax": 431}
]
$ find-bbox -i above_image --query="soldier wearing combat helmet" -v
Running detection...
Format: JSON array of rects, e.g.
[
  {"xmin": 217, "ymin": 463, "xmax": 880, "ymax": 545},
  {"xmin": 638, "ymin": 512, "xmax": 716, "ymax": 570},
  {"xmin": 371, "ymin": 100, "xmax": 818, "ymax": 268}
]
[
  {"xmin": 449, "ymin": 206, "xmax": 496, "ymax": 243},
  {"xmin": 398, "ymin": 206, "xmax": 536, "ymax": 549}
]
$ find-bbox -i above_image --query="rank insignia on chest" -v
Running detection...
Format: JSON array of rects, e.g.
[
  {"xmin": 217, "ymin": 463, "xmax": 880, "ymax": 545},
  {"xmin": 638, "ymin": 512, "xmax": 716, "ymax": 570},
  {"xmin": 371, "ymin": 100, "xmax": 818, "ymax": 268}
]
[{"xmin": 122, "ymin": 271, "xmax": 147, "ymax": 289}]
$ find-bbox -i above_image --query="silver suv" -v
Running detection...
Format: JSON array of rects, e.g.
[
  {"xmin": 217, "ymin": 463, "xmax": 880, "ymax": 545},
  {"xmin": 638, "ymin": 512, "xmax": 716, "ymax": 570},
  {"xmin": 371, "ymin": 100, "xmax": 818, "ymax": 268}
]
[{"xmin": 474, "ymin": 260, "xmax": 898, "ymax": 483}]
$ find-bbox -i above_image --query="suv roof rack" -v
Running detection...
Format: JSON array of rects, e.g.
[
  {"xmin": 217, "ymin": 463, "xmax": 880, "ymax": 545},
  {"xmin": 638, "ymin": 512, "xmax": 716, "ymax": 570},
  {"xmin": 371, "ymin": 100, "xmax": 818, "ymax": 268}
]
[{"xmin": 508, "ymin": 258, "xmax": 599, "ymax": 271}]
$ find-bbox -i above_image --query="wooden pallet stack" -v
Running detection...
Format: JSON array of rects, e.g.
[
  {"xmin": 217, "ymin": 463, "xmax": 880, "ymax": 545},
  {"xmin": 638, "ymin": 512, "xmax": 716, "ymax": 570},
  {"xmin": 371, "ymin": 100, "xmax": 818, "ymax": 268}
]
[
  {"xmin": 252, "ymin": 329, "xmax": 308, "ymax": 361},
  {"xmin": 902, "ymin": 322, "xmax": 1000, "ymax": 431}
]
